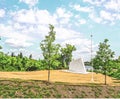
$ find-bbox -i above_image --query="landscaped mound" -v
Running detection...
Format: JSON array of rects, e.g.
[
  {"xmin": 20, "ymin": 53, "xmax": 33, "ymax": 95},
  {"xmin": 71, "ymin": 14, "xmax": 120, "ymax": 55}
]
[{"xmin": 0, "ymin": 70, "xmax": 118, "ymax": 85}]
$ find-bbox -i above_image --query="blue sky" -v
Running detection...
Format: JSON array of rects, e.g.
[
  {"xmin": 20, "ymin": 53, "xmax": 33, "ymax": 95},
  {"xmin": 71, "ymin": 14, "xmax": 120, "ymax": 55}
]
[{"xmin": 0, "ymin": 0, "xmax": 120, "ymax": 61}]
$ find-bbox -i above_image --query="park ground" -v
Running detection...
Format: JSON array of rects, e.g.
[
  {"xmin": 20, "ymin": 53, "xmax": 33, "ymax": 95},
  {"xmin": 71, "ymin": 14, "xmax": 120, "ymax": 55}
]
[{"xmin": 0, "ymin": 70, "xmax": 120, "ymax": 98}]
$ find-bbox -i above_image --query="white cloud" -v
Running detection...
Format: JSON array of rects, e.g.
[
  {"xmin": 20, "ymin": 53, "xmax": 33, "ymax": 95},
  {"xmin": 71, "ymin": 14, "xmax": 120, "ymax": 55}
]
[
  {"xmin": 84, "ymin": 0, "xmax": 120, "ymax": 24},
  {"xmin": 0, "ymin": 7, "xmax": 77, "ymax": 49},
  {"xmin": 89, "ymin": 12, "xmax": 102, "ymax": 23},
  {"xmin": 1, "ymin": 4, "xmax": 99, "ymax": 60},
  {"xmin": 79, "ymin": 19, "xmax": 86, "ymax": 24},
  {"xmin": 55, "ymin": 27, "xmax": 80, "ymax": 40},
  {"xmin": 104, "ymin": 0, "xmax": 120, "ymax": 12},
  {"xmin": 13, "ymin": 23, "xmax": 26, "ymax": 30},
  {"xmin": 55, "ymin": 8, "xmax": 73, "ymax": 25},
  {"xmin": 0, "ymin": 24, "xmax": 31, "ymax": 41},
  {"xmin": 75, "ymin": 19, "xmax": 86, "ymax": 26},
  {"xmin": 83, "ymin": 0, "xmax": 105, "ymax": 6},
  {"xmin": 0, "ymin": 23, "xmax": 33, "ymax": 48},
  {"xmin": 11, "ymin": 9, "xmax": 58, "ymax": 25},
  {"xmin": 61, "ymin": 38, "xmax": 89, "ymax": 46},
  {"xmin": 19, "ymin": 0, "xmax": 38, "ymax": 7},
  {"xmin": 116, "ymin": 14, "xmax": 120, "ymax": 20},
  {"xmin": 5, "ymin": 38, "xmax": 33, "ymax": 48},
  {"xmin": 12, "ymin": 9, "xmax": 36, "ymax": 24},
  {"xmin": 70, "ymin": 4, "xmax": 92, "ymax": 12},
  {"xmin": 100, "ymin": 10, "xmax": 114, "ymax": 21},
  {"xmin": 36, "ymin": 10, "xmax": 57, "ymax": 25},
  {"xmin": 56, "ymin": 8, "xmax": 72, "ymax": 18},
  {"xmin": 0, "ymin": 9, "xmax": 5, "ymax": 17},
  {"xmin": 11, "ymin": 7, "xmax": 72, "ymax": 28},
  {"xmin": 89, "ymin": 9, "xmax": 115, "ymax": 24}
]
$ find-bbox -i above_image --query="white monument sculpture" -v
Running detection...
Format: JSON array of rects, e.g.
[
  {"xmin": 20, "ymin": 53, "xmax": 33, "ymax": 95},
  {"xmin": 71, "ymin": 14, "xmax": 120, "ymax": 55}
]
[{"xmin": 69, "ymin": 58, "xmax": 87, "ymax": 74}]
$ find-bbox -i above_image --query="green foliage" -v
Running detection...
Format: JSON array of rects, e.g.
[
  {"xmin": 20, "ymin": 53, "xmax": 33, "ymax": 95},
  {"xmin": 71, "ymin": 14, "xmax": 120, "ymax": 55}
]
[
  {"xmin": 108, "ymin": 61, "xmax": 120, "ymax": 79},
  {"xmin": 0, "ymin": 46, "xmax": 2, "ymax": 50},
  {"xmin": 92, "ymin": 39, "xmax": 115, "ymax": 84},
  {"xmin": 0, "ymin": 52, "xmax": 42, "ymax": 71},
  {"xmin": 93, "ymin": 39, "xmax": 114, "ymax": 71},
  {"xmin": 40, "ymin": 24, "xmax": 76, "ymax": 70},
  {"xmin": 90, "ymin": 38, "xmax": 120, "ymax": 81},
  {"xmin": 0, "ymin": 37, "xmax": 2, "ymax": 50},
  {"xmin": 39, "ymin": 24, "xmax": 76, "ymax": 82},
  {"xmin": 60, "ymin": 44, "xmax": 76, "ymax": 68},
  {"xmin": 40, "ymin": 24, "xmax": 61, "ymax": 70}
]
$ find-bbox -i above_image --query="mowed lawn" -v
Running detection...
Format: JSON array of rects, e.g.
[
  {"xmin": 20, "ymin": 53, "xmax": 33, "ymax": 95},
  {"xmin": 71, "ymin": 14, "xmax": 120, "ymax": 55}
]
[{"xmin": 0, "ymin": 70, "xmax": 119, "ymax": 85}]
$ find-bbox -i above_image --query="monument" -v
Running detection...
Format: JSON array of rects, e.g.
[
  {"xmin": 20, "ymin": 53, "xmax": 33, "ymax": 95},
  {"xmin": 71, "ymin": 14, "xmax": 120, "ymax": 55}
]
[{"xmin": 68, "ymin": 58, "xmax": 87, "ymax": 74}]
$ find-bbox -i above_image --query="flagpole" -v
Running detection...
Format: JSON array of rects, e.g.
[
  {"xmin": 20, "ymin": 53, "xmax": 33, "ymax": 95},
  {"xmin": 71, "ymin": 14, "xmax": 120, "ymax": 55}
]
[{"xmin": 91, "ymin": 34, "xmax": 94, "ymax": 82}]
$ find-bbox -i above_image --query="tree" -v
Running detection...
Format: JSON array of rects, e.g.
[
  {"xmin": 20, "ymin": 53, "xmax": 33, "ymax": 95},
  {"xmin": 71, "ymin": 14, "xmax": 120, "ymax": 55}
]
[
  {"xmin": 29, "ymin": 54, "xmax": 32, "ymax": 59},
  {"xmin": 92, "ymin": 39, "xmax": 114, "ymax": 85},
  {"xmin": 60, "ymin": 44, "xmax": 76, "ymax": 68},
  {"xmin": 40, "ymin": 24, "xmax": 60, "ymax": 82},
  {"xmin": 18, "ymin": 52, "xmax": 23, "ymax": 58},
  {"xmin": 0, "ymin": 46, "xmax": 1, "ymax": 50},
  {"xmin": 117, "ymin": 56, "xmax": 120, "ymax": 62},
  {"xmin": 11, "ymin": 52, "xmax": 15, "ymax": 57},
  {"xmin": 0, "ymin": 37, "xmax": 2, "ymax": 50}
]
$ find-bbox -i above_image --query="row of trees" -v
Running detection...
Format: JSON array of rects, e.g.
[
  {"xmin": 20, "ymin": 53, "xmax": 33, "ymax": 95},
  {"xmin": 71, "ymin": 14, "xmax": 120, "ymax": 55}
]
[
  {"xmin": 0, "ymin": 52, "xmax": 43, "ymax": 71},
  {"xmin": 0, "ymin": 25, "xmax": 76, "ymax": 72}
]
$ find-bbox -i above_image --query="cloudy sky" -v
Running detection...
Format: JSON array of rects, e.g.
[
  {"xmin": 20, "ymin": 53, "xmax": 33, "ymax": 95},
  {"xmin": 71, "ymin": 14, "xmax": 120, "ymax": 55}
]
[{"xmin": 0, "ymin": 0, "xmax": 120, "ymax": 61}]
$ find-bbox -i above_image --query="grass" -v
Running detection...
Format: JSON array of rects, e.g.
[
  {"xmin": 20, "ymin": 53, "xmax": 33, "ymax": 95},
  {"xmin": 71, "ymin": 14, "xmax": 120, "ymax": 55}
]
[{"xmin": 0, "ymin": 79, "xmax": 120, "ymax": 98}]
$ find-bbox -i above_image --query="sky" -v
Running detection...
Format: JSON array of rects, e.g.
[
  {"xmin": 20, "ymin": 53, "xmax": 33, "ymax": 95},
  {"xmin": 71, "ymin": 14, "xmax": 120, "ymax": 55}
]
[{"xmin": 0, "ymin": 0, "xmax": 120, "ymax": 61}]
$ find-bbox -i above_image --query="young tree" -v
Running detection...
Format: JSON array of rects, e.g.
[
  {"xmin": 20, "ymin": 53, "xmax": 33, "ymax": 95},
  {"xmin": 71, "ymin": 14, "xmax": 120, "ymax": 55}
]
[
  {"xmin": 40, "ymin": 24, "xmax": 60, "ymax": 82},
  {"xmin": 92, "ymin": 39, "xmax": 114, "ymax": 85}
]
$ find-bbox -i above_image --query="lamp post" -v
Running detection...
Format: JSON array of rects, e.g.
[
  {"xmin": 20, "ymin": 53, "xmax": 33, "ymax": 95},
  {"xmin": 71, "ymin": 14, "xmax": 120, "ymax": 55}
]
[{"xmin": 91, "ymin": 34, "xmax": 94, "ymax": 82}]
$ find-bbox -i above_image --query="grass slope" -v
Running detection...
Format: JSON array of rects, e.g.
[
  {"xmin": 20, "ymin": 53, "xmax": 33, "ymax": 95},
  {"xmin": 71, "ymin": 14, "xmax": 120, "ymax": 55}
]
[{"xmin": 0, "ymin": 79, "xmax": 120, "ymax": 98}]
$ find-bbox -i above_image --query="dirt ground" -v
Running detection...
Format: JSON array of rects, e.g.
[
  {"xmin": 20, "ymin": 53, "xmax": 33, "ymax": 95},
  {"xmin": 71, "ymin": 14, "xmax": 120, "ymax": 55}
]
[{"xmin": 0, "ymin": 70, "xmax": 119, "ymax": 85}]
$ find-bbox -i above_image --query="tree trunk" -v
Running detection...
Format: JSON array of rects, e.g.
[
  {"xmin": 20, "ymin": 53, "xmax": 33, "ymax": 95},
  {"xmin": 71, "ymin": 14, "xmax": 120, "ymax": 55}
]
[
  {"xmin": 48, "ymin": 62, "xmax": 50, "ymax": 82},
  {"xmin": 104, "ymin": 66, "xmax": 107, "ymax": 85},
  {"xmin": 48, "ymin": 49, "xmax": 51, "ymax": 82}
]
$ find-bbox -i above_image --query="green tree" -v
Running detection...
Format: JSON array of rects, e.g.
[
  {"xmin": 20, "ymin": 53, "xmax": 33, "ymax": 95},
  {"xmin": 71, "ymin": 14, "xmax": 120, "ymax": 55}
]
[
  {"xmin": 19, "ymin": 52, "xmax": 23, "ymax": 58},
  {"xmin": 60, "ymin": 44, "xmax": 76, "ymax": 68},
  {"xmin": 11, "ymin": 52, "xmax": 15, "ymax": 57},
  {"xmin": 40, "ymin": 24, "xmax": 60, "ymax": 82},
  {"xmin": 16, "ymin": 56, "xmax": 22, "ymax": 70},
  {"xmin": 0, "ymin": 37, "xmax": 2, "ymax": 50},
  {"xmin": 117, "ymin": 56, "xmax": 120, "ymax": 62},
  {"xmin": 92, "ymin": 39, "xmax": 114, "ymax": 85},
  {"xmin": 29, "ymin": 54, "xmax": 32, "ymax": 59}
]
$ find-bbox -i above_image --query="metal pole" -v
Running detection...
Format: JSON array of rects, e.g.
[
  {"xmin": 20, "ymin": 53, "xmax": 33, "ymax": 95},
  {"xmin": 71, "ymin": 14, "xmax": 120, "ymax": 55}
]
[{"xmin": 91, "ymin": 34, "xmax": 94, "ymax": 82}]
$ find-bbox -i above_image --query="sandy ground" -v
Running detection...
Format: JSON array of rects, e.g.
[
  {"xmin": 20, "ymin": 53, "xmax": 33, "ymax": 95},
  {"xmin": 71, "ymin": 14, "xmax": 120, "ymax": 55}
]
[{"xmin": 0, "ymin": 70, "xmax": 119, "ymax": 85}]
